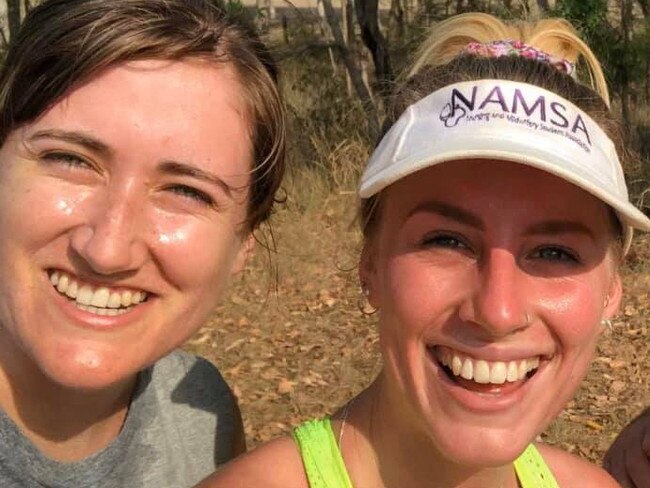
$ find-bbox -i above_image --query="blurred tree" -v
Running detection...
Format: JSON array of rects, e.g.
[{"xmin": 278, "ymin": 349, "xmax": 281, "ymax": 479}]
[
  {"xmin": 321, "ymin": 0, "xmax": 380, "ymax": 137},
  {"xmin": 6, "ymin": 0, "xmax": 21, "ymax": 40},
  {"xmin": 354, "ymin": 0, "xmax": 393, "ymax": 93}
]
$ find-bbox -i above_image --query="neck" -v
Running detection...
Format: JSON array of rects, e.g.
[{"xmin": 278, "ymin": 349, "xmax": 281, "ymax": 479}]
[
  {"xmin": 346, "ymin": 374, "xmax": 518, "ymax": 488},
  {"xmin": 0, "ymin": 341, "xmax": 136, "ymax": 462}
]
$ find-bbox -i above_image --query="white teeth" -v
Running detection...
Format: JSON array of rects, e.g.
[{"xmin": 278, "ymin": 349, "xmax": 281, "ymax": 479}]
[
  {"xmin": 56, "ymin": 274, "xmax": 69, "ymax": 293},
  {"xmin": 506, "ymin": 361, "xmax": 519, "ymax": 382},
  {"xmin": 460, "ymin": 358, "xmax": 473, "ymax": 380},
  {"xmin": 474, "ymin": 360, "xmax": 490, "ymax": 384},
  {"xmin": 438, "ymin": 349, "xmax": 541, "ymax": 385},
  {"xmin": 451, "ymin": 355, "xmax": 463, "ymax": 376},
  {"xmin": 77, "ymin": 285, "xmax": 94, "ymax": 306},
  {"xmin": 65, "ymin": 280, "xmax": 78, "ymax": 299},
  {"xmin": 90, "ymin": 287, "xmax": 110, "ymax": 308},
  {"xmin": 107, "ymin": 292, "xmax": 122, "ymax": 309},
  {"xmin": 490, "ymin": 362, "xmax": 507, "ymax": 384},
  {"xmin": 518, "ymin": 360, "xmax": 528, "ymax": 378},
  {"xmin": 49, "ymin": 271, "xmax": 146, "ymax": 314}
]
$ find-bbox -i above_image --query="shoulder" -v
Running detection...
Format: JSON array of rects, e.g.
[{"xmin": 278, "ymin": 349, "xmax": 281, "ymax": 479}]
[
  {"xmin": 154, "ymin": 349, "xmax": 228, "ymax": 384},
  {"xmin": 152, "ymin": 350, "xmax": 233, "ymax": 402},
  {"xmin": 196, "ymin": 435, "xmax": 309, "ymax": 488},
  {"xmin": 146, "ymin": 350, "xmax": 241, "ymax": 464},
  {"xmin": 535, "ymin": 443, "xmax": 621, "ymax": 487}
]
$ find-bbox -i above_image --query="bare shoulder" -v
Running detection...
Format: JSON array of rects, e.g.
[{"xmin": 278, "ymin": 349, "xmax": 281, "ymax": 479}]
[
  {"xmin": 535, "ymin": 443, "xmax": 622, "ymax": 487},
  {"xmin": 195, "ymin": 435, "xmax": 308, "ymax": 488}
]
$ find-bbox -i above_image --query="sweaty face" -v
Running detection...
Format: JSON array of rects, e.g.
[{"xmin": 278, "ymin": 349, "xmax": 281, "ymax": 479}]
[
  {"xmin": 362, "ymin": 160, "xmax": 622, "ymax": 467},
  {"xmin": 0, "ymin": 59, "xmax": 253, "ymax": 390}
]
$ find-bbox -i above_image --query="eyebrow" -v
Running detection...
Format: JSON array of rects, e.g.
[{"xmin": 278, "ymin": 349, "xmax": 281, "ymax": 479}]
[
  {"xmin": 525, "ymin": 220, "xmax": 596, "ymax": 241},
  {"xmin": 27, "ymin": 129, "xmax": 112, "ymax": 156},
  {"xmin": 407, "ymin": 201, "xmax": 485, "ymax": 230},
  {"xmin": 158, "ymin": 160, "xmax": 234, "ymax": 198}
]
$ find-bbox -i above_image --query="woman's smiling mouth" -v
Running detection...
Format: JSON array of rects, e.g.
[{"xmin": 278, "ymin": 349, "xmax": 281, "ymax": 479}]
[
  {"xmin": 49, "ymin": 270, "xmax": 148, "ymax": 317},
  {"xmin": 430, "ymin": 345, "xmax": 544, "ymax": 396}
]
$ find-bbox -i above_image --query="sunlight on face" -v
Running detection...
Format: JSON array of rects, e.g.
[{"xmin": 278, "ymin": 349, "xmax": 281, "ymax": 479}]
[
  {"xmin": 362, "ymin": 160, "xmax": 622, "ymax": 467},
  {"xmin": 0, "ymin": 59, "xmax": 254, "ymax": 390}
]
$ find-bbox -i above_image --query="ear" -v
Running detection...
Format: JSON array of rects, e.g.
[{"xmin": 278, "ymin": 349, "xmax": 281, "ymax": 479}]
[
  {"xmin": 231, "ymin": 233, "xmax": 255, "ymax": 276},
  {"xmin": 603, "ymin": 271, "xmax": 622, "ymax": 320},
  {"xmin": 359, "ymin": 241, "xmax": 379, "ymax": 309}
]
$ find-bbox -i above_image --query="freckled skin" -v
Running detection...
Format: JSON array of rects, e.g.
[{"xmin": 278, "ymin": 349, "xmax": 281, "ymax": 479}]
[
  {"xmin": 361, "ymin": 160, "xmax": 623, "ymax": 468},
  {"xmin": 0, "ymin": 59, "xmax": 253, "ymax": 391}
]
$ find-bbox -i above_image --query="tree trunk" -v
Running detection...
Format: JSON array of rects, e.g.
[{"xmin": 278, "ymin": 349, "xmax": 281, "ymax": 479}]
[
  {"xmin": 354, "ymin": 0, "xmax": 393, "ymax": 95},
  {"xmin": 620, "ymin": 0, "xmax": 632, "ymax": 133},
  {"xmin": 390, "ymin": 0, "xmax": 405, "ymax": 40},
  {"xmin": 321, "ymin": 0, "xmax": 380, "ymax": 137},
  {"xmin": 342, "ymin": 0, "xmax": 353, "ymax": 96},
  {"xmin": 7, "ymin": 0, "xmax": 21, "ymax": 40},
  {"xmin": 637, "ymin": 0, "xmax": 649, "ymax": 17}
]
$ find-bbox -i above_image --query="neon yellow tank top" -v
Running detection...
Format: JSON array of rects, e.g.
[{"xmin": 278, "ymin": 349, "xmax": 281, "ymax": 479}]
[{"xmin": 293, "ymin": 418, "xmax": 560, "ymax": 488}]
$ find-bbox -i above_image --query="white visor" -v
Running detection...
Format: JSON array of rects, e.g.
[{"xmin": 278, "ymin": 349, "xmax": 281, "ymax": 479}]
[{"xmin": 360, "ymin": 80, "xmax": 650, "ymax": 251}]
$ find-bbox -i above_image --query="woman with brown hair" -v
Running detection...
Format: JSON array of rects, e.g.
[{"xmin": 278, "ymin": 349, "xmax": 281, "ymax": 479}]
[
  {"xmin": 0, "ymin": 0, "xmax": 284, "ymax": 486},
  {"xmin": 203, "ymin": 12, "xmax": 647, "ymax": 488}
]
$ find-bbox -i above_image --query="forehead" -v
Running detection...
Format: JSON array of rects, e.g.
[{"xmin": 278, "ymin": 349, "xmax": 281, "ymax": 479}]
[
  {"xmin": 27, "ymin": 59, "xmax": 252, "ymax": 179},
  {"xmin": 382, "ymin": 159, "xmax": 612, "ymax": 229}
]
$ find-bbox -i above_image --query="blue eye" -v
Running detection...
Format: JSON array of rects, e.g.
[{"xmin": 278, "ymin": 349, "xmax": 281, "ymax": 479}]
[
  {"xmin": 421, "ymin": 233, "xmax": 470, "ymax": 250},
  {"xmin": 531, "ymin": 246, "xmax": 578, "ymax": 263},
  {"xmin": 166, "ymin": 184, "xmax": 214, "ymax": 206}
]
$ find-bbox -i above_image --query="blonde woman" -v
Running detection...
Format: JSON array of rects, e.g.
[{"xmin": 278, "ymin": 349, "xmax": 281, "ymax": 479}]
[{"xmin": 202, "ymin": 13, "xmax": 646, "ymax": 488}]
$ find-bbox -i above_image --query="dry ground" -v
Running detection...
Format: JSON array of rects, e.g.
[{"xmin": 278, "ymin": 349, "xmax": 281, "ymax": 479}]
[{"xmin": 185, "ymin": 170, "xmax": 650, "ymax": 465}]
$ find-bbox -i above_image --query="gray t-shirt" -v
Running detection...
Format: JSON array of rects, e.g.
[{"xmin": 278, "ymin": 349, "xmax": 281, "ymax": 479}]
[{"xmin": 0, "ymin": 350, "xmax": 236, "ymax": 488}]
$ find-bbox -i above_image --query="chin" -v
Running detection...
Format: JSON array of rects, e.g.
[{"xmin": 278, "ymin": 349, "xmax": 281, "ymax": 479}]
[
  {"xmin": 429, "ymin": 425, "xmax": 533, "ymax": 468},
  {"xmin": 37, "ymin": 344, "xmax": 144, "ymax": 391}
]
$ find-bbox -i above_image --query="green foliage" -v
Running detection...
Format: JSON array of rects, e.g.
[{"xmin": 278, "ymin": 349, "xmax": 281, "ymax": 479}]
[
  {"xmin": 552, "ymin": 0, "xmax": 648, "ymax": 99},
  {"xmin": 223, "ymin": 0, "xmax": 247, "ymax": 16},
  {"xmin": 551, "ymin": 0, "xmax": 618, "ymax": 82}
]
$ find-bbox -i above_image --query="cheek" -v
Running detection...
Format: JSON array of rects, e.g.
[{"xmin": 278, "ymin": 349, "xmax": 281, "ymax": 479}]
[
  {"xmin": 535, "ymin": 277, "xmax": 606, "ymax": 346},
  {"xmin": 378, "ymin": 255, "xmax": 472, "ymax": 339},
  {"xmin": 0, "ymin": 177, "xmax": 95, "ymax": 271},
  {"xmin": 150, "ymin": 212, "xmax": 243, "ymax": 295}
]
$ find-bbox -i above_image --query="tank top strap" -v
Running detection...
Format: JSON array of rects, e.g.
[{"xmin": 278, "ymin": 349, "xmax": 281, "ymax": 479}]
[
  {"xmin": 513, "ymin": 444, "xmax": 561, "ymax": 488},
  {"xmin": 292, "ymin": 418, "xmax": 354, "ymax": 488}
]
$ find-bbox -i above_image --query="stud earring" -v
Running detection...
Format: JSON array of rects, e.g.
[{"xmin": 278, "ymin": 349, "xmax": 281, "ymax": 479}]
[
  {"xmin": 601, "ymin": 318, "xmax": 613, "ymax": 332},
  {"xmin": 358, "ymin": 281, "xmax": 376, "ymax": 315},
  {"xmin": 360, "ymin": 281, "xmax": 370, "ymax": 297}
]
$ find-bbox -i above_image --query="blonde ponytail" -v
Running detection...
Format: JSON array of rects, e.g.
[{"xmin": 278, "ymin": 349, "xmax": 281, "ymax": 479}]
[{"xmin": 406, "ymin": 13, "xmax": 610, "ymax": 106}]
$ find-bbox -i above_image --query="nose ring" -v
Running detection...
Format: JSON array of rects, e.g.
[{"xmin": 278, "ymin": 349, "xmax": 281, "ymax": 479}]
[{"xmin": 524, "ymin": 312, "xmax": 531, "ymax": 326}]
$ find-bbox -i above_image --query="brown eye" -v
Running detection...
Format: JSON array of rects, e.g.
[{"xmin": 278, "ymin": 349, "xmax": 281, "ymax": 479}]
[
  {"xmin": 166, "ymin": 184, "xmax": 215, "ymax": 206},
  {"xmin": 41, "ymin": 151, "xmax": 92, "ymax": 169}
]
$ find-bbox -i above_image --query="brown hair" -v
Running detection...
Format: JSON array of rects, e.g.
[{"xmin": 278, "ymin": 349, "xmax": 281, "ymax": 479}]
[
  {"xmin": 0, "ymin": 0, "xmax": 285, "ymax": 232},
  {"xmin": 361, "ymin": 13, "xmax": 625, "ymax": 248}
]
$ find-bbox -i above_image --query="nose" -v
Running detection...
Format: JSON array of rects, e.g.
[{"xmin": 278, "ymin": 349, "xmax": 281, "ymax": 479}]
[
  {"xmin": 70, "ymin": 183, "xmax": 148, "ymax": 275},
  {"xmin": 460, "ymin": 247, "xmax": 530, "ymax": 337}
]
